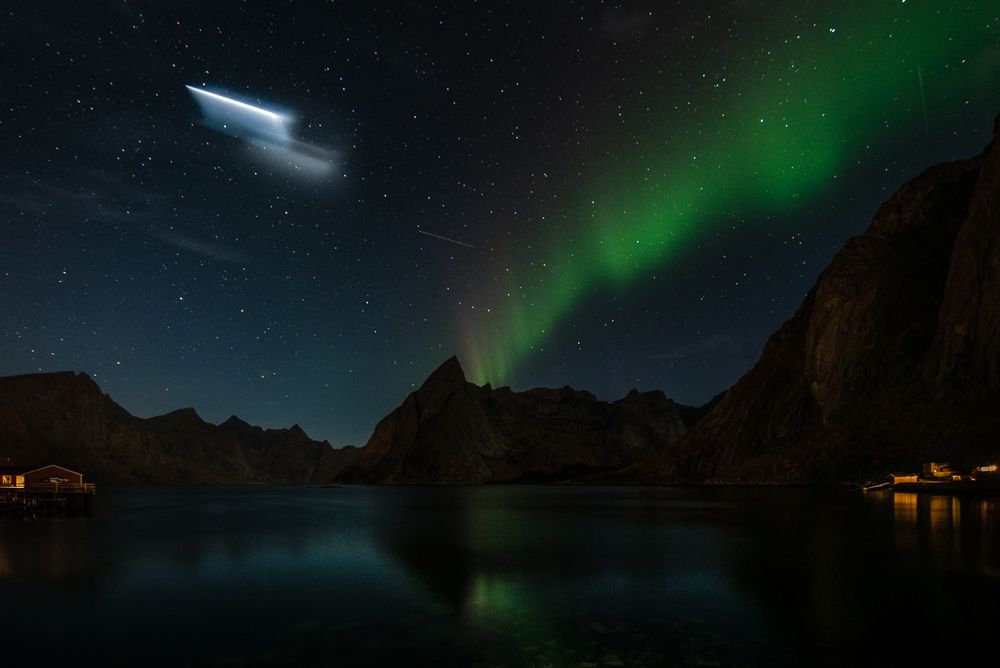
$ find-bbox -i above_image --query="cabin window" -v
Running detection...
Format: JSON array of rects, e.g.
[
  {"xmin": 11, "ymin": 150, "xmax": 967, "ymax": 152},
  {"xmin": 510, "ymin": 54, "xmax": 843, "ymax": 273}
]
[{"xmin": 1, "ymin": 475, "xmax": 10, "ymax": 486}]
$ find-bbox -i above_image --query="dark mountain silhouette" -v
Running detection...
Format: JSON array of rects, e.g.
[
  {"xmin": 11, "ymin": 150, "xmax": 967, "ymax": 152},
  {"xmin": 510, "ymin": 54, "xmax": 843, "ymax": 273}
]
[
  {"xmin": 337, "ymin": 356, "xmax": 688, "ymax": 483},
  {"xmin": 0, "ymin": 371, "xmax": 357, "ymax": 483},
  {"xmin": 616, "ymin": 114, "xmax": 1000, "ymax": 483}
]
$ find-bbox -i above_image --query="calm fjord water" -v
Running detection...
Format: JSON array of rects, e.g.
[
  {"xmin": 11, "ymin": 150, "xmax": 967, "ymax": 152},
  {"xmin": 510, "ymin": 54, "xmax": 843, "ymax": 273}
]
[{"xmin": 1, "ymin": 486, "xmax": 997, "ymax": 666}]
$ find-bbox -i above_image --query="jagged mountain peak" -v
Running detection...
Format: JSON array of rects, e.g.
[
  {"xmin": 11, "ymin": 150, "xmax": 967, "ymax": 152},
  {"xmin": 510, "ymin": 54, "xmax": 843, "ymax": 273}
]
[
  {"xmin": 419, "ymin": 356, "xmax": 467, "ymax": 391},
  {"xmin": 154, "ymin": 407, "xmax": 206, "ymax": 425},
  {"xmin": 220, "ymin": 415, "xmax": 253, "ymax": 430},
  {"xmin": 339, "ymin": 359, "xmax": 688, "ymax": 484}
]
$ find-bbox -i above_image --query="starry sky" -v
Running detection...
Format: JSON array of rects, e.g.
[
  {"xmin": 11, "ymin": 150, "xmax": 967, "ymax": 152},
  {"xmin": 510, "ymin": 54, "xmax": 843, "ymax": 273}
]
[{"xmin": 2, "ymin": 1, "xmax": 998, "ymax": 446}]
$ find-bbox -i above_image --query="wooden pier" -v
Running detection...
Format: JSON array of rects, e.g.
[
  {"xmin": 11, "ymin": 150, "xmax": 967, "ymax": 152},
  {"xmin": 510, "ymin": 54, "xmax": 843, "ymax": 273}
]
[
  {"xmin": 0, "ymin": 483, "xmax": 96, "ymax": 516},
  {"xmin": 861, "ymin": 481, "xmax": 891, "ymax": 492}
]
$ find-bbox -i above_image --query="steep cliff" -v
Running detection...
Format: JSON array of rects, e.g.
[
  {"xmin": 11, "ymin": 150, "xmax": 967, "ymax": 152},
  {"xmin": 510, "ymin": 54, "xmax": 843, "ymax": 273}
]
[{"xmin": 622, "ymin": 115, "xmax": 1000, "ymax": 483}]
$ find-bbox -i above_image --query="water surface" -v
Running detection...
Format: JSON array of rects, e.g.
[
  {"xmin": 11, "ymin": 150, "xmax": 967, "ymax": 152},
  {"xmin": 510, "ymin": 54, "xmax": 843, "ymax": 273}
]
[{"xmin": 1, "ymin": 486, "xmax": 997, "ymax": 666}]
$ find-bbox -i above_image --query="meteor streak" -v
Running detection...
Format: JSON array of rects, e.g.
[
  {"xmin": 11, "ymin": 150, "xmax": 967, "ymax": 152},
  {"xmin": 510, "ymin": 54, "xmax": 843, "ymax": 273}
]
[
  {"xmin": 186, "ymin": 84, "xmax": 335, "ymax": 180},
  {"xmin": 417, "ymin": 229, "xmax": 475, "ymax": 248},
  {"xmin": 186, "ymin": 85, "xmax": 291, "ymax": 145}
]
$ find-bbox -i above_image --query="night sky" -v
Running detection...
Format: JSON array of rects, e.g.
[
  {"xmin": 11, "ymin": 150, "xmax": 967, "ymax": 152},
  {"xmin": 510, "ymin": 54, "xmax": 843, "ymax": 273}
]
[{"xmin": 2, "ymin": 2, "xmax": 998, "ymax": 446}]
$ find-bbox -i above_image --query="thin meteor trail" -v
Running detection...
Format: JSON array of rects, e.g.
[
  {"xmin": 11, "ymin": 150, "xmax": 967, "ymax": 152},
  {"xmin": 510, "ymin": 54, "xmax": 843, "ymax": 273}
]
[{"xmin": 417, "ymin": 229, "xmax": 475, "ymax": 248}]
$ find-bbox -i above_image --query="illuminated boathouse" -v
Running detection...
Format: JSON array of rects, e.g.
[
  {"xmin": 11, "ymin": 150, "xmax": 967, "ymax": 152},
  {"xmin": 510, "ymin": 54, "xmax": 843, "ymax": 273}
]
[{"xmin": 0, "ymin": 464, "xmax": 95, "ymax": 514}]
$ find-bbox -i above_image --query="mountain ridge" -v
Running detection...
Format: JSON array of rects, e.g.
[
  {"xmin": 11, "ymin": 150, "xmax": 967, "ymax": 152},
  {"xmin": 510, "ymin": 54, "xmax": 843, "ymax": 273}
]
[
  {"xmin": 0, "ymin": 371, "xmax": 357, "ymax": 484},
  {"xmin": 337, "ymin": 356, "xmax": 692, "ymax": 484}
]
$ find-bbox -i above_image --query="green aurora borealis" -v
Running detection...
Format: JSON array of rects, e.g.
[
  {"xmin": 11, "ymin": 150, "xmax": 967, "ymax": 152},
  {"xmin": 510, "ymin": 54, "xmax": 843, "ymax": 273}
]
[{"xmin": 462, "ymin": 1, "xmax": 999, "ymax": 386}]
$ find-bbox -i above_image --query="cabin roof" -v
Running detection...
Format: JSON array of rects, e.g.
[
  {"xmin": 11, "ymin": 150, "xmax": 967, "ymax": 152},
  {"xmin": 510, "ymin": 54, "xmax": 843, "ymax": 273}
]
[{"xmin": 24, "ymin": 464, "xmax": 84, "ymax": 477}]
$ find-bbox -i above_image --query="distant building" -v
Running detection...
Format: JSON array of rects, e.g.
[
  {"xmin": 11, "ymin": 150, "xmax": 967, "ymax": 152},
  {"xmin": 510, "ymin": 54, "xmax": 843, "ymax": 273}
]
[
  {"xmin": 922, "ymin": 462, "xmax": 954, "ymax": 479},
  {"xmin": 1, "ymin": 464, "xmax": 87, "ymax": 489},
  {"xmin": 890, "ymin": 473, "xmax": 919, "ymax": 484},
  {"xmin": 972, "ymin": 465, "xmax": 998, "ymax": 480},
  {"xmin": 24, "ymin": 464, "xmax": 84, "ymax": 487},
  {"xmin": 0, "ymin": 464, "xmax": 94, "ymax": 514}
]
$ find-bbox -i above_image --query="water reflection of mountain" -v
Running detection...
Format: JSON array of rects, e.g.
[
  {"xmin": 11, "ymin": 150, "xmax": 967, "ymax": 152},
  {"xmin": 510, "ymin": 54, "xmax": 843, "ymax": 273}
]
[
  {"xmin": 369, "ymin": 486, "xmax": 1000, "ymax": 665},
  {"xmin": 370, "ymin": 487, "xmax": 742, "ymax": 606},
  {"xmin": 368, "ymin": 487, "xmax": 808, "ymax": 664},
  {"xmin": 368, "ymin": 487, "xmax": 769, "ymax": 663}
]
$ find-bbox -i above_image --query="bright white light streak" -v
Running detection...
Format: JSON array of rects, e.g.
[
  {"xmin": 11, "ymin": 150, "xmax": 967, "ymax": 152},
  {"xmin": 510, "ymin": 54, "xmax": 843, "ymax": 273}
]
[
  {"xmin": 186, "ymin": 85, "xmax": 291, "ymax": 146},
  {"xmin": 185, "ymin": 86, "xmax": 286, "ymax": 121},
  {"xmin": 187, "ymin": 84, "xmax": 338, "ymax": 182}
]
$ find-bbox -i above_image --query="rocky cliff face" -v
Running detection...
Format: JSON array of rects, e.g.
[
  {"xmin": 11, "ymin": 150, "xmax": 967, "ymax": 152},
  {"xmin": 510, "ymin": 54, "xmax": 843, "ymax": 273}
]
[
  {"xmin": 0, "ymin": 371, "xmax": 357, "ymax": 483},
  {"xmin": 621, "ymin": 115, "xmax": 1000, "ymax": 483},
  {"xmin": 338, "ymin": 356, "xmax": 688, "ymax": 483}
]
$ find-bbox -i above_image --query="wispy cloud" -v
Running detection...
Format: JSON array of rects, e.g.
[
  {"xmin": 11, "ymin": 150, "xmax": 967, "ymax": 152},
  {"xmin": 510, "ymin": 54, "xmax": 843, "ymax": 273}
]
[
  {"xmin": 0, "ymin": 172, "xmax": 246, "ymax": 264},
  {"xmin": 147, "ymin": 226, "xmax": 245, "ymax": 263}
]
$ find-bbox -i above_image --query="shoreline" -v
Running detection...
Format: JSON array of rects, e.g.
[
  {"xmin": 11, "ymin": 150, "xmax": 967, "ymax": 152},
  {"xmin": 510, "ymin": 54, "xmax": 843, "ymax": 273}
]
[{"xmin": 862, "ymin": 480, "xmax": 1000, "ymax": 498}]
